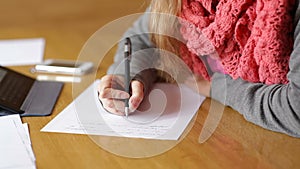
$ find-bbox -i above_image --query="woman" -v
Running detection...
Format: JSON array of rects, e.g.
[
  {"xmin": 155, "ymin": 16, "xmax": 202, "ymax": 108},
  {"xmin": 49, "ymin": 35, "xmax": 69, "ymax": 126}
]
[{"xmin": 98, "ymin": 0, "xmax": 300, "ymax": 137}]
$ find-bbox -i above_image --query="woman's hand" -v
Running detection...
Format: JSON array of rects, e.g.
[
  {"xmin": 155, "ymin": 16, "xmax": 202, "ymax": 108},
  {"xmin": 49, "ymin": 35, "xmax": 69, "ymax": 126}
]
[{"xmin": 98, "ymin": 74, "xmax": 144, "ymax": 116}]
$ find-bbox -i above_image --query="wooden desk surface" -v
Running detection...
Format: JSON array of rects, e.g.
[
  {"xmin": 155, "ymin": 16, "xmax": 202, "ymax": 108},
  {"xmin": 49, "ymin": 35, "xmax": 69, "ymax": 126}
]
[{"xmin": 1, "ymin": 0, "xmax": 299, "ymax": 169}]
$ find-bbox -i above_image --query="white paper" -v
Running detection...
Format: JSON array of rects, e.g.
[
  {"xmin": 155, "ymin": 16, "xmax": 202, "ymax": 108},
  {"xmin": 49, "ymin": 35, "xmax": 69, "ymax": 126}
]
[
  {"xmin": 0, "ymin": 115, "xmax": 36, "ymax": 169},
  {"xmin": 22, "ymin": 123, "xmax": 31, "ymax": 143},
  {"xmin": 0, "ymin": 38, "xmax": 45, "ymax": 66},
  {"xmin": 42, "ymin": 80, "xmax": 205, "ymax": 140},
  {"xmin": 22, "ymin": 123, "xmax": 36, "ymax": 162}
]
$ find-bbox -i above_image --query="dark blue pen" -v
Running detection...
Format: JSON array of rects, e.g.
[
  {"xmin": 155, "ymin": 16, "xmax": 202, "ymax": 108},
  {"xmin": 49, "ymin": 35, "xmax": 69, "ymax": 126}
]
[{"xmin": 124, "ymin": 37, "xmax": 131, "ymax": 117}]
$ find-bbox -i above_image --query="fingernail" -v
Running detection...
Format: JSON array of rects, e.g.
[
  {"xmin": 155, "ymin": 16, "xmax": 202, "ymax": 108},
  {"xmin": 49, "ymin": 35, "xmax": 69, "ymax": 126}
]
[{"xmin": 129, "ymin": 103, "xmax": 136, "ymax": 113}]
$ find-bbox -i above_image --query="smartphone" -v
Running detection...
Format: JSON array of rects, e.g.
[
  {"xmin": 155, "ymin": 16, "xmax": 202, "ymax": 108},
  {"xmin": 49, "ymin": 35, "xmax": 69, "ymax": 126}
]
[{"xmin": 32, "ymin": 59, "xmax": 94, "ymax": 75}]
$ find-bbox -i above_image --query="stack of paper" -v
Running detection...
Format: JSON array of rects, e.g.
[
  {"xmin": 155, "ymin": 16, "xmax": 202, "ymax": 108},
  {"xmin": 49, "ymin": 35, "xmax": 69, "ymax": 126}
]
[{"xmin": 0, "ymin": 114, "xmax": 36, "ymax": 169}]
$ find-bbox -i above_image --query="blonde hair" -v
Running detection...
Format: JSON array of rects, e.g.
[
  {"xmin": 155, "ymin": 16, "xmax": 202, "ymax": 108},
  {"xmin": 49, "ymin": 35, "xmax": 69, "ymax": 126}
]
[
  {"xmin": 149, "ymin": 0, "xmax": 183, "ymax": 82},
  {"xmin": 149, "ymin": 0, "xmax": 181, "ymax": 53}
]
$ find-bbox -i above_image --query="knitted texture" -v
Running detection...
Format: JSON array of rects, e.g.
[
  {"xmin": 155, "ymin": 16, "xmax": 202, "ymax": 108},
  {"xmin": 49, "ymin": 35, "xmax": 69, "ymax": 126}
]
[{"xmin": 179, "ymin": 0, "xmax": 295, "ymax": 84}]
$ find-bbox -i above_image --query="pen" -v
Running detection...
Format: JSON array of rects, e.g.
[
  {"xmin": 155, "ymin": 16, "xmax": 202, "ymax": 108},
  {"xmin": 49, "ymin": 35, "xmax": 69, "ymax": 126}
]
[{"xmin": 124, "ymin": 37, "xmax": 131, "ymax": 117}]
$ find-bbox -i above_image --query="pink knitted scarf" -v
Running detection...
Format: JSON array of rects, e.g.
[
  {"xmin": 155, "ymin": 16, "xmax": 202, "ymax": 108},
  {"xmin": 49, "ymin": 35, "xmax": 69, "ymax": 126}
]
[{"xmin": 179, "ymin": 0, "xmax": 295, "ymax": 84}]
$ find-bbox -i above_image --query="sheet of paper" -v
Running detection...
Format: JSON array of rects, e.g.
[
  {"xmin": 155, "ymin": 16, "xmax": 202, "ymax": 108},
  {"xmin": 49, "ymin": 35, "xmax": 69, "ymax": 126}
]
[
  {"xmin": 42, "ymin": 80, "xmax": 205, "ymax": 140},
  {"xmin": 0, "ymin": 38, "xmax": 45, "ymax": 66},
  {"xmin": 0, "ymin": 115, "xmax": 36, "ymax": 169}
]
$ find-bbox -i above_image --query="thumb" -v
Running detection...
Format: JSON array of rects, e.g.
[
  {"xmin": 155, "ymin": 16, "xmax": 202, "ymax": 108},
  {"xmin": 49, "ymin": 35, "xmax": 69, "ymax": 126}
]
[{"xmin": 129, "ymin": 80, "xmax": 144, "ymax": 112}]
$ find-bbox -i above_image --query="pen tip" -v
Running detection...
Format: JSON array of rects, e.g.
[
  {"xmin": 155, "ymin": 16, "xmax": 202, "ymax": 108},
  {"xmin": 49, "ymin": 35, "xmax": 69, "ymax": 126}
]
[{"xmin": 125, "ymin": 107, "xmax": 129, "ymax": 117}]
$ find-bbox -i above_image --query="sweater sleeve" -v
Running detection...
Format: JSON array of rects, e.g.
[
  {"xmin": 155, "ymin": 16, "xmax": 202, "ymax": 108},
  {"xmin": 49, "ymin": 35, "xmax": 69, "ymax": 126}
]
[
  {"xmin": 211, "ymin": 3, "xmax": 300, "ymax": 137},
  {"xmin": 107, "ymin": 9, "xmax": 158, "ymax": 94}
]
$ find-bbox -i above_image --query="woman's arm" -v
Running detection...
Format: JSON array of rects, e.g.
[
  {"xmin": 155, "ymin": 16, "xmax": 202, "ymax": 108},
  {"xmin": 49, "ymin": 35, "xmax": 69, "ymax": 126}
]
[
  {"xmin": 211, "ymin": 4, "xmax": 300, "ymax": 137},
  {"xmin": 107, "ymin": 9, "xmax": 158, "ymax": 93},
  {"xmin": 99, "ymin": 9, "xmax": 158, "ymax": 115}
]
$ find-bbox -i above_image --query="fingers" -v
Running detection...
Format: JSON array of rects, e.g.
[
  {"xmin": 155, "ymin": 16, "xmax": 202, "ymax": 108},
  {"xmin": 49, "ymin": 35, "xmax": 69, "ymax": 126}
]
[
  {"xmin": 98, "ymin": 75, "xmax": 129, "ymax": 100},
  {"xmin": 101, "ymin": 99, "xmax": 125, "ymax": 116},
  {"xmin": 98, "ymin": 75, "xmax": 128, "ymax": 115},
  {"xmin": 98, "ymin": 75, "xmax": 124, "ymax": 92},
  {"xmin": 129, "ymin": 80, "xmax": 144, "ymax": 112},
  {"xmin": 99, "ymin": 88, "xmax": 129, "ymax": 99},
  {"xmin": 98, "ymin": 75, "xmax": 144, "ymax": 115}
]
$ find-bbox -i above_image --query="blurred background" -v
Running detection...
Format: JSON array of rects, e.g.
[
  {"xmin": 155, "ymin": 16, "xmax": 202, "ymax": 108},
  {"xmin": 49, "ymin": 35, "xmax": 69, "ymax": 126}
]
[{"xmin": 0, "ymin": 0, "xmax": 148, "ymax": 64}]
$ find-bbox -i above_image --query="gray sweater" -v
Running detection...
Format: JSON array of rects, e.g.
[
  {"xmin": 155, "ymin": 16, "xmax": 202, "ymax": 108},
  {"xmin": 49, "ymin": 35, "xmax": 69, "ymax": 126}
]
[{"xmin": 108, "ymin": 3, "xmax": 300, "ymax": 137}]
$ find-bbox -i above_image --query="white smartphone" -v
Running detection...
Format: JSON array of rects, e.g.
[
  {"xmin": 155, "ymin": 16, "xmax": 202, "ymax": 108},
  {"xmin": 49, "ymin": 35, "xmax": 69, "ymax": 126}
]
[{"xmin": 32, "ymin": 59, "xmax": 94, "ymax": 75}]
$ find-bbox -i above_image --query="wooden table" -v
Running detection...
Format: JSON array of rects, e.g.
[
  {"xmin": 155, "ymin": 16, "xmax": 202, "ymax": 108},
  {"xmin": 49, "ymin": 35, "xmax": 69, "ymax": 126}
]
[{"xmin": 1, "ymin": 0, "xmax": 299, "ymax": 168}]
